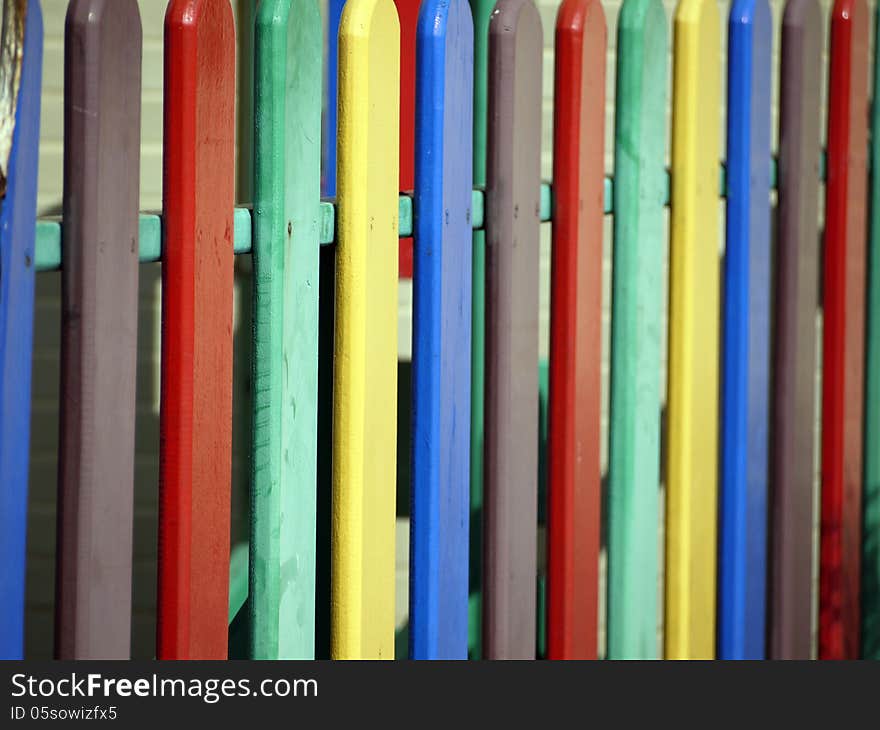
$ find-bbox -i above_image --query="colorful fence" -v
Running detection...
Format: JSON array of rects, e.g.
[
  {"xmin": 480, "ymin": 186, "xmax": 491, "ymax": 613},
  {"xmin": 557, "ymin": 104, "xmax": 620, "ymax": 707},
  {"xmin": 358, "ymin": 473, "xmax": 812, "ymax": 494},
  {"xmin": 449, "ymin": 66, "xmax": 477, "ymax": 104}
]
[{"xmin": 1, "ymin": 0, "xmax": 879, "ymax": 660}]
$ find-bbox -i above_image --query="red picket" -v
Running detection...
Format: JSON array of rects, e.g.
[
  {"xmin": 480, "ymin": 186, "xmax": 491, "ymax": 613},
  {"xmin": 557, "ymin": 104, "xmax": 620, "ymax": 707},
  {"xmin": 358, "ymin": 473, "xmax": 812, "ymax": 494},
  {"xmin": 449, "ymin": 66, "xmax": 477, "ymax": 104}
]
[
  {"xmin": 819, "ymin": 0, "xmax": 869, "ymax": 660},
  {"xmin": 546, "ymin": 0, "xmax": 606, "ymax": 660},
  {"xmin": 396, "ymin": 0, "xmax": 419, "ymax": 277},
  {"xmin": 158, "ymin": 0, "xmax": 236, "ymax": 660}
]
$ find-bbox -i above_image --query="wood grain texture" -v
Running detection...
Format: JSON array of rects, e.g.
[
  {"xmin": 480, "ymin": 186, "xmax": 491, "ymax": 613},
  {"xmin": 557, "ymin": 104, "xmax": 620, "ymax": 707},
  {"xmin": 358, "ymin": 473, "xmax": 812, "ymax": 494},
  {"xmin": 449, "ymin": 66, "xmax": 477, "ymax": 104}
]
[
  {"xmin": 769, "ymin": 0, "xmax": 821, "ymax": 661},
  {"xmin": 665, "ymin": 0, "xmax": 721, "ymax": 660},
  {"xmin": 606, "ymin": 0, "xmax": 666, "ymax": 660},
  {"xmin": 55, "ymin": 0, "xmax": 141, "ymax": 659},
  {"xmin": 250, "ymin": 0, "xmax": 322, "ymax": 660},
  {"xmin": 332, "ymin": 0, "xmax": 400, "ymax": 659},
  {"xmin": 483, "ymin": 0, "xmax": 542, "ymax": 660},
  {"xmin": 864, "ymin": 1, "xmax": 880, "ymax": 660},
  {"xmin": 55, "ymin": 0, "xmax": 141, "ymax": 660},
  {"xmin": 157, "ymin": 0, "xmax": 235, "ymax": 661},
  {"xmin": 718, "ymin": 0, "xmax": 772, "ymax": 660},
  {"xmin": 0, "ymin": 0, "xmax": 41, "ymax": 661},
  {"xmin": 820, "ymin": 0, "xmax": 869, "ymax": 660},
  {"xmin": 409, "ymin": 0, "xmax": 474, "ymax": 660},
  {"xmin": 546, "ymin": 0, "xmax": 605, "ymax": 661}
]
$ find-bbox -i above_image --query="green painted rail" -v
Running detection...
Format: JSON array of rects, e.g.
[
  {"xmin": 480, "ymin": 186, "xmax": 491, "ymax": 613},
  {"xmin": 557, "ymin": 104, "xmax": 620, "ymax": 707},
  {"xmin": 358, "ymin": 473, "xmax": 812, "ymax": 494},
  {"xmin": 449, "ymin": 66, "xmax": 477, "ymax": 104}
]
[{"xmin": 33, "ymin": 155, "xmax": 814, "ymax": 273}]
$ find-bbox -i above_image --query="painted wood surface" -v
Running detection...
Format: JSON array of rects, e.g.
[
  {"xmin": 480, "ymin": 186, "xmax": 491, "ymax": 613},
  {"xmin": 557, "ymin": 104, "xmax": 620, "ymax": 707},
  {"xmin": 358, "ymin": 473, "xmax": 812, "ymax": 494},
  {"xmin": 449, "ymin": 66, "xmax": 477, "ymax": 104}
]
[
  {"xmin": 0, "ymin": 0, "xmax": 41, "ymax": 661},
  {"xmin": 606, "ymin": 0, "xmax": 666, "ymax": 660},
  {"xmin": 157, "ymin": 0, "xmax": 234, "ymax": 661},
  {"xmin": 396, "ymin": 0, "xmax": 419, "ymax": 277},
  {"xmin": 409, "ymin": 0, "xmax": 474, "ymax": 660},
  {"xmin": 483, "ymin": 0, "xmax": 542, "ymax": 660},
  {"xmin": 820, "ymin": 0, "xmax": 869, "ymax": 660},
  {"xmin": 769, "ymin": 0, "xmax": 821, "ymax": 661},
  {"xmin": 865, "ymin": 2, "xmax": 880, "ymax": 660},
  {"xmin": 719, "ymin": 0, "xmax": 772, "ymax": 660},
  {"xmin": 546, "ymin": 0, "xmax": 605, "ymax": 661},
  {"xmin": 665, "ymin": 0, "xmax": 721, "ymax": 660},
  {"xmin": 332, "ymin": 0, "xmax": 400, "ymax": 660},
  {"xmin": 55, "ymin": 0, "xmax": 140, "ymax": 660},
  {"xmin": 250, "ymin": 0, "xmax": 322, "ymax": 661},
  {"xmin": 468, "ymin": 0, "xmax": 496, "ymax": 660},
  {"xmin": 323, "ymin": 0, "xmax": 345, "ymax": 196},
  {"xmin": 320, "ymin": 0, "xmax": 344, "ymax": 653}
]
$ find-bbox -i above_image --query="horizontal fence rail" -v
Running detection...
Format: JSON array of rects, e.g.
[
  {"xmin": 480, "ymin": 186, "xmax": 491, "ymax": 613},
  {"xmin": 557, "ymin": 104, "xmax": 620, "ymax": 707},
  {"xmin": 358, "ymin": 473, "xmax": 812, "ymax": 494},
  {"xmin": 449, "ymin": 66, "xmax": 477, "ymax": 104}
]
[{"xmin": 33, "ymin": 157, "xmax": 813, "ymax": 270}]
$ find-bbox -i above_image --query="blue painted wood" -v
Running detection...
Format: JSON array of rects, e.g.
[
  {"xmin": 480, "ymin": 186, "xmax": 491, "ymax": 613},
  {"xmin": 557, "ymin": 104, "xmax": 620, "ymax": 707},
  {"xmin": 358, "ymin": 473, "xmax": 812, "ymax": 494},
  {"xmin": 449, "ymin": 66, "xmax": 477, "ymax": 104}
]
[
  {"xmin": 323, "ymin": 0, "xmax": 346, "ymax": 196},
  {"xmin": 719, "ymin": 0, "xmax": 772, "ymax": 660},
  {"xmin": 409, "ymin": 0, "xmax": 474, "ymax": 660},
  {"xmin": 0, "ymin": 0, "xmax": 42, "ymax": 660}
]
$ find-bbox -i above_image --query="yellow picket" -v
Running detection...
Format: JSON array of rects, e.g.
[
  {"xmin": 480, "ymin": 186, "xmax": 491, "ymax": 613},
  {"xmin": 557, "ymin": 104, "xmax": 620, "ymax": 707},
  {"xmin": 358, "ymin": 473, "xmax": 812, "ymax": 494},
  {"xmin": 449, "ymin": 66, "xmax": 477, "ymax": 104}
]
[
  {"xmin": 665, "ymin": 0, "xmax": 721, "ymax": 660},
  {"xmin": 331, "ymin": 0, "xmax": 401, "ymax": 660}
]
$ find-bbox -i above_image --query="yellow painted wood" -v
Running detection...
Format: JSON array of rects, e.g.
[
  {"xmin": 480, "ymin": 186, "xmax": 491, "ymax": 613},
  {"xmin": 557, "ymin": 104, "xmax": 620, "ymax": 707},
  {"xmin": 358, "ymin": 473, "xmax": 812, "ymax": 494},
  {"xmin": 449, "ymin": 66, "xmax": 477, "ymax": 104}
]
[
  {"xmin": 665, "ymin": 0, "xmax": 721, "ymax": 660},
  {"xmin": 331, "ymin": 0, "xmax": 400, "ymax": 660}
]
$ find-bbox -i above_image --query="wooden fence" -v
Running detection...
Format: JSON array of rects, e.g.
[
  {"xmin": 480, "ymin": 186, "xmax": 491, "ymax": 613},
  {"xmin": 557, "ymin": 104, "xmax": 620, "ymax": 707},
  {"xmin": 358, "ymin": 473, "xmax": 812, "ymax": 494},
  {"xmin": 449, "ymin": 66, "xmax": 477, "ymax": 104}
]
[{"xmin": 0, "ymin": 0, "xmax": 877, "ymax": 660}]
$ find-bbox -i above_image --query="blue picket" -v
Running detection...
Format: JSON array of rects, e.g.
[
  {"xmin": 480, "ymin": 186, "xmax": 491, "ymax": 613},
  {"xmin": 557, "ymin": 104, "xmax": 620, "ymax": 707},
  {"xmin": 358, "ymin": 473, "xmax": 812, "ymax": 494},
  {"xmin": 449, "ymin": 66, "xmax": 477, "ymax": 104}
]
[
  {"xmin": 409, "ymin": 0, "xmax": 474, "ymax": 660},
  {"xmin": 719, "ymin": 0, "xmax": 772, "ymax": 659},
  {"xmin": 0, "ymin": 0, "xmax": 43, "ymax": 660},
  {"xmin": 323, "ymin": 0, "xmax": 346, "ymax": 196}
]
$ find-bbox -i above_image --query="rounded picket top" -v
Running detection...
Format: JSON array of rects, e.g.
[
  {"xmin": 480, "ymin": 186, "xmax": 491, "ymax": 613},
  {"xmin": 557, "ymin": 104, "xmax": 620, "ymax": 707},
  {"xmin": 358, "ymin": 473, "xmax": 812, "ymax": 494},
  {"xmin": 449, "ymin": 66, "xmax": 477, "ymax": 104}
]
[
  {"xmin": 158, "ymin": 0, "xmax": 235, "ymax": 661},
  {"xmin": 332, "ymin": 0, "xmax": 400, "ymax": 660},
  {"xmin": 606, "ymin": 0, "xmax": 668, "ymax": 661},
  {"xmin": 666, "ymin": 0, "xmax": 722, "ymax": 660},
  {"xmin": 410, "ymin": 0, "xmax": 475, "ymax": 660},
  {"xmin": 547, "ymin": 0, "xmax": 606, "ymax": 661},
  {"xmin": 483, "ymin": 0, "xmax": 542, "ymax": 661},
  {"xmin": 250, "ymin": 0, "xmax": 323, "ymax": 661}
]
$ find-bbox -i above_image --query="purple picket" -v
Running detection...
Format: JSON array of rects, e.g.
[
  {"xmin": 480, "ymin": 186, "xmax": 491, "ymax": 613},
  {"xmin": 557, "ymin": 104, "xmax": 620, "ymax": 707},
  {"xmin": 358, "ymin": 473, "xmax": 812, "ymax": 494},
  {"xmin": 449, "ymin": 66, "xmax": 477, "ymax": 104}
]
[{"xmin": 54, "ymin": 0, "xmax": 142, "ymax": 659}]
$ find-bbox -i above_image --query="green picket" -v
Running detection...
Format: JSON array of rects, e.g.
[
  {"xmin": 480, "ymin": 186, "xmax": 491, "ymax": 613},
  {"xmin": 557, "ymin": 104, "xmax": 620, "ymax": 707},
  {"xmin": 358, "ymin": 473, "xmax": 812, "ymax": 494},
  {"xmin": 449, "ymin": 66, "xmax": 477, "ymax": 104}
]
[
  {"xmin": 249, "ymin": 0, "xmax": 322, "ymax": 659},
  {"xmin": 606, "ymin": 0, "xmax": 668, "ymax": 659},
  {"xmin": 468, "ymin": 0, "xmax": 496, "ymax": 660},
  {"xmin": 862, "ymin": 3, "xmax": 880, "ymax": 660}
]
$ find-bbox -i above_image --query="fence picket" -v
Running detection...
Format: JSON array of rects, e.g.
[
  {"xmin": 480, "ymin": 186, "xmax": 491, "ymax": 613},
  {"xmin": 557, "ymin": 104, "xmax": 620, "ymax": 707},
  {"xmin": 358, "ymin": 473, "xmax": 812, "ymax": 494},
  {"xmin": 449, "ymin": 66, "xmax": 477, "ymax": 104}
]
[
  {"xmin": 769, "ymin": 0, "xmax": 822, "ymax": 661},
  {"xmin": 606, "ymin": 0, "xmax": 667, "ymax": 661},
  {"xmin": 157, "ymin": 0, "xmax": 235, "ymax": 661},
  {"xmin": 719, "ymin": 0, "xmax": 772, "ymax": 660},
  {"xmin": 820, "ymin": 0, "xmax": 869, "ymax": 660},
  {"xmin": 467, "ymin": 0, "xmax": 496, "ymax": 661},
  {"xmin": 55, "ymin": 0, "xmax": 140, "ymax": 660},
  {"xmin": 332, "ymin": 0, "xmax": 400, "ymax": 659},
  {"xmin": 864, "ymin": 2, "xmax": 880, "ymax": 660},
  {"xmin": 0, "ymin": 0, "xmax": 41, "ymax": 661},
  {"xmin": 546, "ymin": 0, "xmax": 605, "ymax": 661},
  {"xmin": 665, "ymin": 0, "xmax": 721, "ymax": 660},
  {"xmin": 250, "ymin": 0, "xmax": 322, "ymax": 661},
  {"xmin": 409, "ymin": 0, "xmax": 474, "ymax": 660},
  {"xmin": 396, "ymin": 0, "xmax": 419, "ymax": 278},
  {"xmin": 483, "ymin": 0, "xmax": 542, "ymax": 660}
]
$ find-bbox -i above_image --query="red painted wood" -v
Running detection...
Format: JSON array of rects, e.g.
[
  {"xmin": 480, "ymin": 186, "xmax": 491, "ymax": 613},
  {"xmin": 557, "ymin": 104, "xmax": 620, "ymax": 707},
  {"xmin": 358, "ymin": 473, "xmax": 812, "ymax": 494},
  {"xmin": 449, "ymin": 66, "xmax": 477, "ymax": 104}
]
[
  {"xmin": 820, "ymin": 0, "xmax": 869, "ymax": 660},
  {"xmin": 546, "ymin": 0, "xmax": 605, "ymax": 660},
  {"xmin": 396, "ymin": 0, "xmax": 418, "ymax": 278},
  {"xmin": 158, "ymin": 0, "xmax": 236, "ymax": 660}
]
